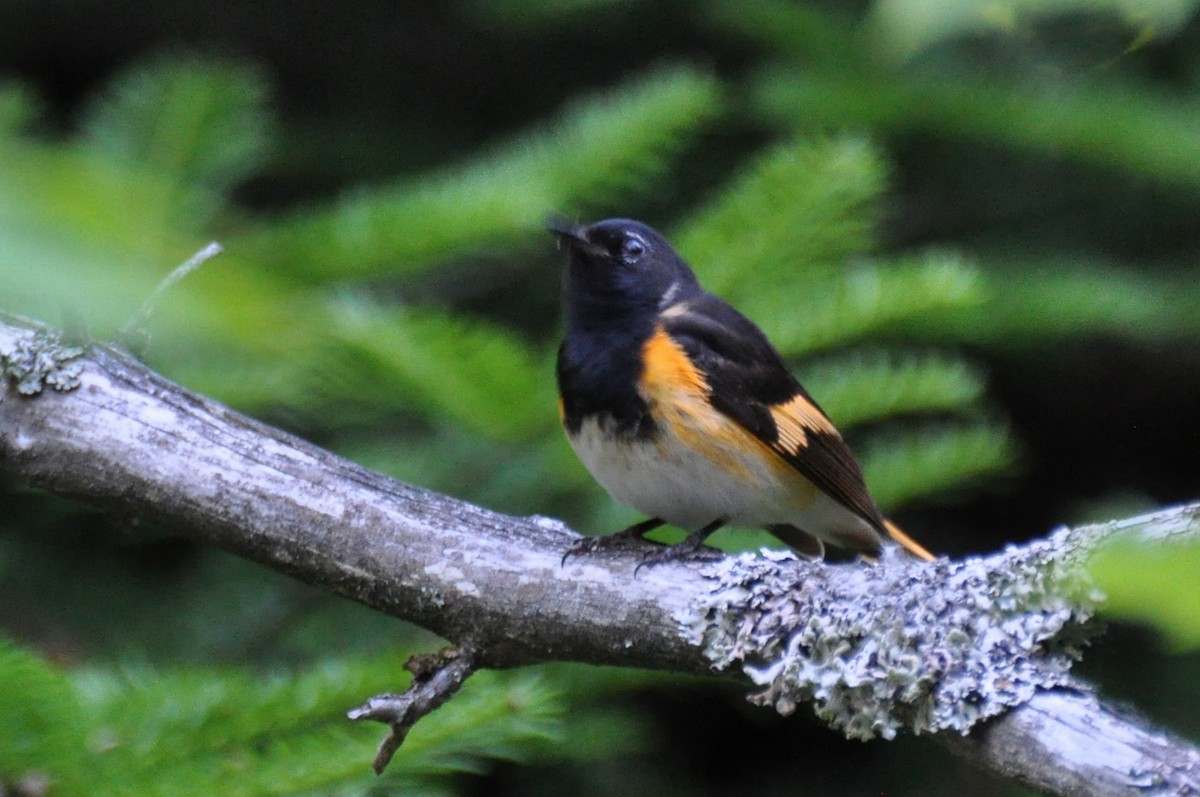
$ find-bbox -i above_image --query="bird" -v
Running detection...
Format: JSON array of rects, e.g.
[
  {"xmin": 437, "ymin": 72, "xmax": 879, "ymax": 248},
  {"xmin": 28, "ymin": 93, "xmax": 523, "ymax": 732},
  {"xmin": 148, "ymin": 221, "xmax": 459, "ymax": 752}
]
[{"xmin": 549, "ymin": 216, "xmax": 934, "ymax": 567}]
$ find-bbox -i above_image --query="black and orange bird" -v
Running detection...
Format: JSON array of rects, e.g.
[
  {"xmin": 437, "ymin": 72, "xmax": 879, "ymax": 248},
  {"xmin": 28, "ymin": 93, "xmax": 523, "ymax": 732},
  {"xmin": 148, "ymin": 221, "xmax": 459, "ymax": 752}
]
[{"xmin": 550, "ymin": 217, "xmax": 934, "ymax": 566}]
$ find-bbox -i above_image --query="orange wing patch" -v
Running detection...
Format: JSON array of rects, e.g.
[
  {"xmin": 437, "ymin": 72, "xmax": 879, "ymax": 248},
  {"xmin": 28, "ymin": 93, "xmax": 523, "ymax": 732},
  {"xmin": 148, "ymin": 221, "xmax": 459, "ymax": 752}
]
[
  {"xmin": 769, "ymin": 393, "xmax": 838, "ymax": 455},
  {"xmin": 765, "ymin": 392, "xmax": 887, "ymax": 526}
]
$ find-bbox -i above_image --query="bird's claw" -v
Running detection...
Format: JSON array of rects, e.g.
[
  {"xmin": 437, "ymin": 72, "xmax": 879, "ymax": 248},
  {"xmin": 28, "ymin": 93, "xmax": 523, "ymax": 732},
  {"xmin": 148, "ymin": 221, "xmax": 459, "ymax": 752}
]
[{"xmin": 632, "ymin": 539, "xmax": 724, "ymax": 576}]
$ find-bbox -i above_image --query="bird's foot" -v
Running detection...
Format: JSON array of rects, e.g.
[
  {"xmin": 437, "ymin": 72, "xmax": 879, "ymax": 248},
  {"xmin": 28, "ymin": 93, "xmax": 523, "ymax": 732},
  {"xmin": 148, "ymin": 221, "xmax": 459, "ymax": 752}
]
[
  {"xmin": 632, "ymin": 537, "xmax": 725, "ymax": 575},
  {"xmin": 561, "ymin": 517, "xmax": 665, "ymax": 566}
]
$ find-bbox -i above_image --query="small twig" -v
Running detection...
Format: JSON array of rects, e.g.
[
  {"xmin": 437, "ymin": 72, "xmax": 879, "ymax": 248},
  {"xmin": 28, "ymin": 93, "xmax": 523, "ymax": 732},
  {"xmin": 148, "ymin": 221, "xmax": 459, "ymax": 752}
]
[
  {"xmin": 347, "ymin": 645, "xmax": 477, "ymax": 774},
  {"xmin": 115, "ymin": 242, "xmax": 224, "ymax": 352}
]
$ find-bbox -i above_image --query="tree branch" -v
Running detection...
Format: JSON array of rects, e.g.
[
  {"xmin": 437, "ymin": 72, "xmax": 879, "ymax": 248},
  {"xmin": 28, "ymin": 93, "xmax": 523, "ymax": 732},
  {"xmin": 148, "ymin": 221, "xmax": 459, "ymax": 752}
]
[
  {"xmin": 1, "ymin": 313, "xmax": 1198, "ymax": 795},
  {"xmin": 347, "ymin": 645, "xmax": 477, "ymax": 774}
]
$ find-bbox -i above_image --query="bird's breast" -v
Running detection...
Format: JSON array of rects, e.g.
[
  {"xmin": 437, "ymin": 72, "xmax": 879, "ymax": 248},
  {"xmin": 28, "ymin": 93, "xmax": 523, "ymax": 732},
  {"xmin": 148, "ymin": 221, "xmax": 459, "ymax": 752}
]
[
  {"xmin": 557, "ymin": 323, "xmax": 656, "ymax": 439},
  {"xmin": 564, "ymin": 326, "xmax": 821, "ymax": 530}
]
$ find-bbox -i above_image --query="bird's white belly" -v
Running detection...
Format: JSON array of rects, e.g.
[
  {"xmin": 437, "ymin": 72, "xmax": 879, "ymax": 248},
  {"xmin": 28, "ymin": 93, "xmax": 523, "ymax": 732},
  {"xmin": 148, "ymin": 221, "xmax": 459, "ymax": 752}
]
[{"xmin": 568, "ymin": 414, "xmax": 811, "ymax": 532}]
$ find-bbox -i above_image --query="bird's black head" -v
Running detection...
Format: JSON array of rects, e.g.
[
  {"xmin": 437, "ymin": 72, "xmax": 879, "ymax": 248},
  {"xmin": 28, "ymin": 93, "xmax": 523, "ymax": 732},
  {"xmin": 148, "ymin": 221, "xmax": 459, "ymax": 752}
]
[{"xmin": 548, "ymin": 217, "xmax": 700, "ymax": 331}]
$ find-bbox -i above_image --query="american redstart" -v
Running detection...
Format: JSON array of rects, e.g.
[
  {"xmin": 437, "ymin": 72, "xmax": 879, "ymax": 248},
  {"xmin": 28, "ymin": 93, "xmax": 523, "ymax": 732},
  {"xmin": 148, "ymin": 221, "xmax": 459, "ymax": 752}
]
[{"xmin": 550, "ymin": 216, "xmax": 934, "ymax": 566}]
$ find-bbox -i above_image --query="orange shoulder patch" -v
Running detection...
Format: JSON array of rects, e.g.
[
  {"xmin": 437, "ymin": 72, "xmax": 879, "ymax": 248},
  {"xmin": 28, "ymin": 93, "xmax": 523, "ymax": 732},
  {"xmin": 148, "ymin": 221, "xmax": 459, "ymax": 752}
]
[
  {"xmin": 639, "ymin": 325, "xmax": 708, "ymax": 401},
  {"xmin": 769, "ymin": 393, "xmax": 838, "ymax": 454}
]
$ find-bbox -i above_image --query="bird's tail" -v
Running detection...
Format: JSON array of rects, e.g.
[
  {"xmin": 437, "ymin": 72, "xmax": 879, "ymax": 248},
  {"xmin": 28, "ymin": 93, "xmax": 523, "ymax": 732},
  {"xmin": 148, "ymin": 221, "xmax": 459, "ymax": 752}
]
[{"xmin": 883, "ymin": 518, "xmax": 936, "ymax": 561}]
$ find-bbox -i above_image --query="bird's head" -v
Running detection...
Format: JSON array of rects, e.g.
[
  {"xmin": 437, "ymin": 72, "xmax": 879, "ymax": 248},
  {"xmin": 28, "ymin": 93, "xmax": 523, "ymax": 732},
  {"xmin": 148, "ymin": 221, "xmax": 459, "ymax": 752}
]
[{"xmin": 548, "ymin": 217, "xmax": 699, "ymax": 324}]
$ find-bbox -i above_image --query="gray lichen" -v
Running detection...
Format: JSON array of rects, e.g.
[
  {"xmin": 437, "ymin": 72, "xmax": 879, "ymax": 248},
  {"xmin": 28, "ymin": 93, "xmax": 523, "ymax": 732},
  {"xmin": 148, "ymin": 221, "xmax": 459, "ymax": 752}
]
[
  {"xmin": 1, "ymin": 329, "xmax": 85, "ymax": 395},
  {"xmin": 678, "ymin": 529, "xmax": 1101, "ymax": 740}
]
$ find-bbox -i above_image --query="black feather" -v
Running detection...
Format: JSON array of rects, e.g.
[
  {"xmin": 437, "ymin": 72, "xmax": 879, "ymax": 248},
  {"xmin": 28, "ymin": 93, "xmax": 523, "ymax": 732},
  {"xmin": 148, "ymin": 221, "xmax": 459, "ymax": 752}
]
[
  {"xmin": 558, "ymin": 329, "xmax": 657, "ymax": 439},
  {"xmin": 662, "ymin": 293, "xmax": 887, "ymax": 532}
]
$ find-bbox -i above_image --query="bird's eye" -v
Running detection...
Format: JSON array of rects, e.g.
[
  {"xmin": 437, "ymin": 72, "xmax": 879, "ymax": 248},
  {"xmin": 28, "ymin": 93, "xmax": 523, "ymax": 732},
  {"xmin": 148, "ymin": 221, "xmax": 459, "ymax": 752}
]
[{"xmin": 621, "ymin": 237, "xmax": 646, "ymax": 260}]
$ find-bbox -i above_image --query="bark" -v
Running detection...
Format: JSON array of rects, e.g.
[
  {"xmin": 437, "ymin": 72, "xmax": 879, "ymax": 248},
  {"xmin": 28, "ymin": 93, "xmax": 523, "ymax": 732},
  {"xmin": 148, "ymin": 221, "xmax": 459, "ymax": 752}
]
[{"xmin": 1, "ymin": 313, "xmax": 1198, "ymax": 796}]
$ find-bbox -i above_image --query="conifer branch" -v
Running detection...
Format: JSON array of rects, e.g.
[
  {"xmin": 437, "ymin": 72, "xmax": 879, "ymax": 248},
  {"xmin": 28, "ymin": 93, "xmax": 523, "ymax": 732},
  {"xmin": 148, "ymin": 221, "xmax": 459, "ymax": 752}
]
[{"xmin": 1, "ymin": 312, "xmax": 1198, "ymax": 795}]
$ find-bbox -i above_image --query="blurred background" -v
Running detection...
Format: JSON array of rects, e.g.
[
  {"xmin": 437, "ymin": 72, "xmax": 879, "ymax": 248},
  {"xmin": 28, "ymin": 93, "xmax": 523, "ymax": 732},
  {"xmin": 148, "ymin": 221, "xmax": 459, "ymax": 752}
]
[{"xmin": 1, "ymin": 0, "xmax": 1199, "ymax": 794}]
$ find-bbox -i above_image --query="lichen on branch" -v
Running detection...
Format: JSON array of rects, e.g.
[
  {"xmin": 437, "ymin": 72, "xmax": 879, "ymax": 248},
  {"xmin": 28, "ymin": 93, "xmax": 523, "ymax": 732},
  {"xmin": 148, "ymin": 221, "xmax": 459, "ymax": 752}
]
[
  {"xmin": 681, "ymin": 530, "xmax": 1100, "ymax": 741},
  {"xmin": 0, "ymin": 327, "xmax": 85, "ymax": 395}
]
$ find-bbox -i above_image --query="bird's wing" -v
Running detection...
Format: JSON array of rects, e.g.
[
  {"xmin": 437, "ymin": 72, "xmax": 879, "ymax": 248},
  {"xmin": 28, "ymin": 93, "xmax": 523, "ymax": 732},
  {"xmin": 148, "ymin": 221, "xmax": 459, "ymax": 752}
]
[{"xmin": 660, "ymin": 293, "xmax": 887, "ymax": 533}]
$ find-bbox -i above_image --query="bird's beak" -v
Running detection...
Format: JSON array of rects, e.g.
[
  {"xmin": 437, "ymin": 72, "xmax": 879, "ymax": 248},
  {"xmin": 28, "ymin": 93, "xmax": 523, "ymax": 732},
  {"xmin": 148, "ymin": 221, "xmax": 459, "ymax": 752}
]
[{"xmin": 546, "ymin": 214, "xmax": 602, "ymax": 256}]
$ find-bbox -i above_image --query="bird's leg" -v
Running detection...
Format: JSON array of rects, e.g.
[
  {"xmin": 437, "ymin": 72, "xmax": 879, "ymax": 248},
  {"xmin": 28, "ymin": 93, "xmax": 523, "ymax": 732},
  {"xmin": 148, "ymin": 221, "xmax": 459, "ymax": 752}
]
[
  {"xmin": 618, "ymin": 516, "xmax": 669, "ymax": 539},
  {"xmin": 634, "ymin": 518, "xmax": 726, "ymax": 574},
  {"xmin": 561, "ymin": 517, "xmax": 665, "ymax": 565}
]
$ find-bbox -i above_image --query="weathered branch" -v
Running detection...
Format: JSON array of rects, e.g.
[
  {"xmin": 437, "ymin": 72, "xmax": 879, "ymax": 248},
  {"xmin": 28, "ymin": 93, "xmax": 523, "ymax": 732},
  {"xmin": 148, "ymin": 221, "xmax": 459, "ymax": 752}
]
[
  {"xmin": 1, "ymin": 313, "xmax": 1198, "ymax": 796},
  {"xmin": 348, "ymin": 645, "xmax": 477, "ymax": 774}
]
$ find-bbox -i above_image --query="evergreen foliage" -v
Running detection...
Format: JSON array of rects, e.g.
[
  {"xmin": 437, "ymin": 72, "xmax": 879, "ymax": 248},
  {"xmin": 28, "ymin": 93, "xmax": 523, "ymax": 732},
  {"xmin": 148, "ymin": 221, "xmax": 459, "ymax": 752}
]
[
  {"xmin": 0, "ymin": 639, "xmax": 84, "ymax": 793},
  {"xmin": 81, "ymin": 53, "xmax": 274, "ymax": 199},
  {"xmin": 1, "ymin": 1, "xmax": 1199, "ymax": 793},
  {"xmin": 239, "ymin": 66, "xmax": 722, "ymax": 280},
  {"xmin": 0, "ymin": 638, "xmax": 567, "ymax": 796},
  {"xmin": 1090, "ymin": 537, "xmax": 1200, "ymax": 651}
]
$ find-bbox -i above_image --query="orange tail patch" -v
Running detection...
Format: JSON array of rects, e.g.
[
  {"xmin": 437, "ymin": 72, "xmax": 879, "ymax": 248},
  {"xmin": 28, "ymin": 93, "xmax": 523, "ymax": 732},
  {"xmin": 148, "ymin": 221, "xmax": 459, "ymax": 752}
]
[{"xmin": 883, "ymin": 518, "xmax": 936, "ymax": 561}]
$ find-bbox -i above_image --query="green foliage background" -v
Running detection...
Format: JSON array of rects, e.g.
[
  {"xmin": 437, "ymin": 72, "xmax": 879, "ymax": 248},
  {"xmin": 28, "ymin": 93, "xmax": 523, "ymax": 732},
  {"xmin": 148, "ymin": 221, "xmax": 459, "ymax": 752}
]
[{"xmin": 1, "ymin": 1, "xmax": 1199, "ymax": 794}]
